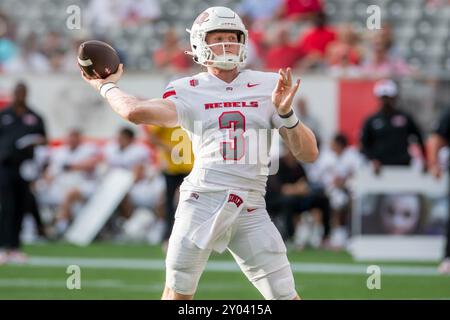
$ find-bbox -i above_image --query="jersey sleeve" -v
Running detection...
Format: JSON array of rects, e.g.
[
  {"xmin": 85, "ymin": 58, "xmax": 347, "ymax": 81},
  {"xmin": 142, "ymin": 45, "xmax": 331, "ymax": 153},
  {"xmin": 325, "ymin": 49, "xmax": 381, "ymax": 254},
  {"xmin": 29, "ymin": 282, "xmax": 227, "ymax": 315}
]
[{"xmin": 162, "ymin": 82, "xmax": 193, "ymax": 132}]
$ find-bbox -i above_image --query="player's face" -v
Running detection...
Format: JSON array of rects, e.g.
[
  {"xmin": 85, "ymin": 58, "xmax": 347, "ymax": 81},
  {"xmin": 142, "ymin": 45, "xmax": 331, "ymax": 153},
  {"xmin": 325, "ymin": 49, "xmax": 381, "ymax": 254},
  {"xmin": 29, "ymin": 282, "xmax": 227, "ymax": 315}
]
[{"xmin": 205, "ymin": 31, "xmax": 240, "ymax": 57}]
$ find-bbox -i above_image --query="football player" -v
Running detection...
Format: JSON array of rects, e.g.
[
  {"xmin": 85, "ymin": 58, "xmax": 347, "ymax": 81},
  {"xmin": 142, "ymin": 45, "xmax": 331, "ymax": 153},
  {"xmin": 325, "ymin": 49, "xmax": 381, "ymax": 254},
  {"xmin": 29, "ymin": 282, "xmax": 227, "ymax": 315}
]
[{"xmin": 81, "ymin": 6, "xmax": 318, "ymax": 300}]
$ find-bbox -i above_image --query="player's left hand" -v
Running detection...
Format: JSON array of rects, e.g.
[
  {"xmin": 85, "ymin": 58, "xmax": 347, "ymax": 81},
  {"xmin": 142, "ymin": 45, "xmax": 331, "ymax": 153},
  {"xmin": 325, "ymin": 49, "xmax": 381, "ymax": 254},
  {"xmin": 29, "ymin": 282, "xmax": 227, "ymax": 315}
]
[{"xmin": 272, "ymin": 67, "xmax": 301, "ymax": 116}]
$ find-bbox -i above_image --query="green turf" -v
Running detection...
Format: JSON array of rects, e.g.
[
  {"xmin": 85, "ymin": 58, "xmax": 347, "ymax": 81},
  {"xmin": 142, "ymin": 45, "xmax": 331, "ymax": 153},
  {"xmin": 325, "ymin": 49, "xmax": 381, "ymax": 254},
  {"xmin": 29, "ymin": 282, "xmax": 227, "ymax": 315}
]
[{"xmin": 0, "ymin": 243, "xmax": 449, "ymax": 300}]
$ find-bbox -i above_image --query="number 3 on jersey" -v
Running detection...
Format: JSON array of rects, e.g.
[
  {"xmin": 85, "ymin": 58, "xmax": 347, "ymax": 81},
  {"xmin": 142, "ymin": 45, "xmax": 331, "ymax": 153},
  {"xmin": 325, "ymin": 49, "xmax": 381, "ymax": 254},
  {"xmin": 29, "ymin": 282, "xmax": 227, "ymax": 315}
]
[{"xmin": 219, "ymin": 111, "xmax": 246, "ymax": 160}]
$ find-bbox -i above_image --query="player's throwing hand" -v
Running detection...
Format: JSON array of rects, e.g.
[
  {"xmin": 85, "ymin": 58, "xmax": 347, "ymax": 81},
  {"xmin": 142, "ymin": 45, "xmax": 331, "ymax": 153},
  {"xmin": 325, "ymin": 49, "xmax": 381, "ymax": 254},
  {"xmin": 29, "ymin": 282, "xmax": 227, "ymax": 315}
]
[
  {"xmin": 80, "ymin": 63, "xmax": 124, "ymax": 92},
  {"xmin": 272, "ymin": 67, "xmax": 301, "ymax": 116}
]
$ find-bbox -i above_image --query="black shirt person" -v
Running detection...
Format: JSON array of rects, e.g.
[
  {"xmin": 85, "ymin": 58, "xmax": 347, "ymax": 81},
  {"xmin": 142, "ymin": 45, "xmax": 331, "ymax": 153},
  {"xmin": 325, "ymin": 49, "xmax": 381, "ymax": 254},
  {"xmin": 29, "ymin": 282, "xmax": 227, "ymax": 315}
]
[
  {"xmin": 427, "ymin": 108, "xmax": 450, "ymax": 274},
  {"xmin": 0, "ymin": 82, "xmax": 46, "ymax": 264},
  {"xmin": 360, "ymin": 79, "xmax": 426, "ymax": 173}
]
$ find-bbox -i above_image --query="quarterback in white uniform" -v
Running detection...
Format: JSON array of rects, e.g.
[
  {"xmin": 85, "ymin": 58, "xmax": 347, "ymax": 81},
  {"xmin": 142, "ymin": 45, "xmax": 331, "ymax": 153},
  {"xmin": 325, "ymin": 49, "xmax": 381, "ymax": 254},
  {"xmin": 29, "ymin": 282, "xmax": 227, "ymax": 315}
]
[{"xmin": 81, "ymin": 7, "xmax": 318, "ymax": 300}]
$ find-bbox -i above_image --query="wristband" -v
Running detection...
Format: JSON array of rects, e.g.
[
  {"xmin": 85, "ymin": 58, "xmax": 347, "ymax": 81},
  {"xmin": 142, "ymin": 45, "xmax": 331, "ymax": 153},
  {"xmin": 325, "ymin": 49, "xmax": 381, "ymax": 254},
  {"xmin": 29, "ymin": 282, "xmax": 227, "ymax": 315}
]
[
  {"xmin": 100, "ymin": 82, "xmax": 118, "ymax": 98},
  {"xmin": 279, "ymin": 109, "xmax": 299, "ymax": 129}
]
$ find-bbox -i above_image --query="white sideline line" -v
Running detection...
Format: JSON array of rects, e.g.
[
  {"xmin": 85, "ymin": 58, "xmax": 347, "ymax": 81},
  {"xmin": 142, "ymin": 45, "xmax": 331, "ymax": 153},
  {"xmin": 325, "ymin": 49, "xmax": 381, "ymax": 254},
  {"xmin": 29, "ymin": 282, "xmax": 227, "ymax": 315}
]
[
  {"xmin": 0, "ymin": 279, "xmax": 246, "ymax": 292},
  {"xmin": 4, "ymin": 256, "xmax": 442, "ymax": 276}
]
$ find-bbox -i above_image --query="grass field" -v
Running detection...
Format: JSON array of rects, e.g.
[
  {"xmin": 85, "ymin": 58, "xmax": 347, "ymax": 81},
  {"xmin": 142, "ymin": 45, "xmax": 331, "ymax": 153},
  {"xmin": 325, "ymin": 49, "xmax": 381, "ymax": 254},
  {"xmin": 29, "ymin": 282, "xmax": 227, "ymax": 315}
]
[{"xmin": 0, "ymin": 242, "xmax": 449, "ymax": 300}]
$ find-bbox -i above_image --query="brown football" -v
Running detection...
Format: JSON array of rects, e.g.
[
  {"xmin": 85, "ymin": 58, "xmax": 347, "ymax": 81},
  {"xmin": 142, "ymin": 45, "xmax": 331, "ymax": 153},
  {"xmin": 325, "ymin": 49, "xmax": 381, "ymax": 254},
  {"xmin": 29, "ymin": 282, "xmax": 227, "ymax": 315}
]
[{"xmin": 78, "ymin": 40, "xmax": 120, "ymax": 79}]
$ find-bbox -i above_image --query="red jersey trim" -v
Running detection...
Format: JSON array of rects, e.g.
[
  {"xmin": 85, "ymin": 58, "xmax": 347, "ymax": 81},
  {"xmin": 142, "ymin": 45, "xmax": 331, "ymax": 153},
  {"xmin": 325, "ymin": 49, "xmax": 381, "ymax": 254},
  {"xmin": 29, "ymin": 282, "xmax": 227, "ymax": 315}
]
[{"xmin": 163, "ymin": 90, "xmax": 176, "ymax": 99}]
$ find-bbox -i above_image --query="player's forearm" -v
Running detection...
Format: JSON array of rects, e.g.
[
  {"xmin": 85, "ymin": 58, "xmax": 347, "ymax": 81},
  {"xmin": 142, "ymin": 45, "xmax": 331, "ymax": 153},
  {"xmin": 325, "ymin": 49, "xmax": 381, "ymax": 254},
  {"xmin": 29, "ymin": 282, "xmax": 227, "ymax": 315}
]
[
  {"xmin": 82, "ymin": 64, "xmax": 178, "ymax": 127},
  {"xmin": 283, "ymin": 123, "xmax": 319, "ymax": 163},
  {"xmin": 105, "ymin": 88, "xmax": 177, "ymax": 127},
  {"xmin": 104, "ymin": 88, "xmax": 142, "ymax": 123}
]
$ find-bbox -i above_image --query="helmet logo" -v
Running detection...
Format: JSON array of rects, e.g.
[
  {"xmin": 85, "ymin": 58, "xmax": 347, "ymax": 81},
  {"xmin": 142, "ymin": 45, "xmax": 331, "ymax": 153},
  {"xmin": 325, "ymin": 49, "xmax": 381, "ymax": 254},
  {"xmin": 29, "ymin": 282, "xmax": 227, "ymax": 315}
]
[{"xmin": 195, "ymin": 12, "xmax": 210, "ymax": 26}]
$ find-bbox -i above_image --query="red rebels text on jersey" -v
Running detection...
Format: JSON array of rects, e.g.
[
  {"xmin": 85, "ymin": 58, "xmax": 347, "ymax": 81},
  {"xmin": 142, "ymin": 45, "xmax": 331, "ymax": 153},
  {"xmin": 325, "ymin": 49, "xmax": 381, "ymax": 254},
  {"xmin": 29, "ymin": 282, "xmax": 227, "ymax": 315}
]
[{"xmin": 204, "ymin": 101, "xmax": 259, "ymax": 110}]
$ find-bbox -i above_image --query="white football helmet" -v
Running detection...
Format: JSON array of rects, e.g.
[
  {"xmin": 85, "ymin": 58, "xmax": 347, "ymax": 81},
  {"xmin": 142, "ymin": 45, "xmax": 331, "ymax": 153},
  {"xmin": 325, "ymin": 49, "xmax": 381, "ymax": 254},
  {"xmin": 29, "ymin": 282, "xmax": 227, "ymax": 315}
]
[{"xmin": 186, "ymin": 7, "xmax": 248, "ymax": 70}]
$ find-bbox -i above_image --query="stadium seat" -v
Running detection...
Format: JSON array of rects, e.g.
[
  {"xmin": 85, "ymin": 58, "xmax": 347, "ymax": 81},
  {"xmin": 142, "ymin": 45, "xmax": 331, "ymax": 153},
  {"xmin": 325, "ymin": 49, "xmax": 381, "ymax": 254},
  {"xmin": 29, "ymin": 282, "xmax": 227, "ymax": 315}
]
[{"xmin": 1, "ymin": 0, "xmax": 449, "ymax": 77}]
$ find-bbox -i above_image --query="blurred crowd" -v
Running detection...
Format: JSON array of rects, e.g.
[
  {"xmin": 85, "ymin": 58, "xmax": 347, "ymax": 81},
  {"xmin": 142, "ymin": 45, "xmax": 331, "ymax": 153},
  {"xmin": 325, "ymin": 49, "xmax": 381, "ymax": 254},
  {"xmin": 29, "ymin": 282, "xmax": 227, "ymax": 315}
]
[{"xmin": 1, "ymin": 0, "xmax": 448, "ymax": 78}]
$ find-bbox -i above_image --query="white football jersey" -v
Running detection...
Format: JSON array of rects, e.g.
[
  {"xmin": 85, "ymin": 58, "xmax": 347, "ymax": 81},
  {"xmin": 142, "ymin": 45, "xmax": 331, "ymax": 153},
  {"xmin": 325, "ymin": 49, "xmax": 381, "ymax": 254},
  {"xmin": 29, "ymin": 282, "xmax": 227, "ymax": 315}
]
[{"xmin": 164, "ymin": 70, "xmax": 284, "ymax": 205}]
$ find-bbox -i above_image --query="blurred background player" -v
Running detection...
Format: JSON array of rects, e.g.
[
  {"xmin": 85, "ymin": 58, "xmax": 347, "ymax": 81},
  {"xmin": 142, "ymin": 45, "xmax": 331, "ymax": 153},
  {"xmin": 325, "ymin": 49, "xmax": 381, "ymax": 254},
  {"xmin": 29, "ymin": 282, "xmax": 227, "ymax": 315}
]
[
  {"xmin": 103, "ymin": 127, "xmax": 165, "ymax": 241},
  {"xmin": 146, "ymin": 125, "xmax": 193, "ymax": 251},
  {"xmin": 35, "ymin": 129, "xmax": 101, "ymax": 238},
  {"xmin": 266, "ymin": 148, "xmax": 330, "ymax": 249},
  {"xmin": 306, "ymin": 133, "xmax": 362, "ymax": 249},
  {"xmin": 0, "ymin": 82, "xmax": 47, "ymax": 264},
  {"xmin": 428, "ymin": 108, "xmax": 450, "ymax": 273}
]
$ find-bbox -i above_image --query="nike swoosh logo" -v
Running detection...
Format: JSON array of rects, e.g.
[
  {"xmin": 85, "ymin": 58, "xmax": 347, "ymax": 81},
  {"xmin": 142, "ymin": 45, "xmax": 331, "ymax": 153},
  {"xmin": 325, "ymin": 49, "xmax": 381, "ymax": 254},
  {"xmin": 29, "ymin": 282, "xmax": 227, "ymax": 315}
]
[
  {"xmin": 247, "ymin": 83, "xmax": 260, "ymax": 88},
  {"xmin": 247, "ymin": 208, "xmax": 257, "ymax": 212}
]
